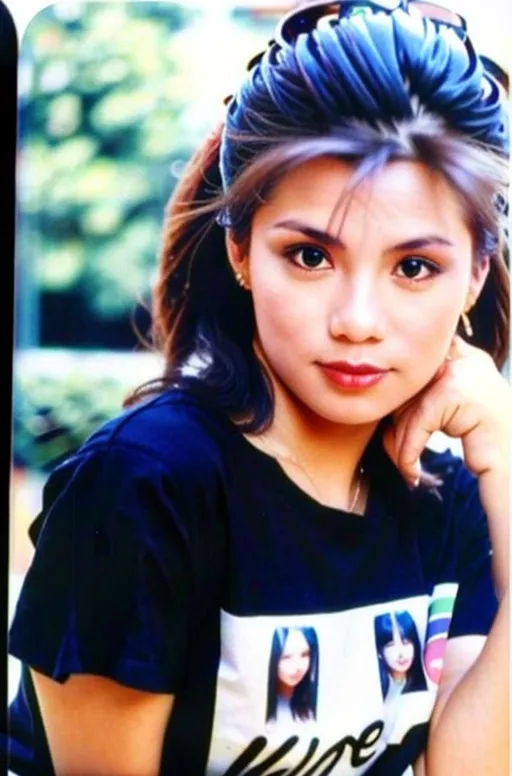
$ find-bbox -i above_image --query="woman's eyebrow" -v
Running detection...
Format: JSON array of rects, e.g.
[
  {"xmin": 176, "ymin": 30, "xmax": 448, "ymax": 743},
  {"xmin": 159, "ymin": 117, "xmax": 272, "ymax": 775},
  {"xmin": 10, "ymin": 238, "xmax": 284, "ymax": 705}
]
[
  {"xmin": 271, "ymin": 219, "xmax": 455, "ymax": 252},
  {"xmin": 393, "ymin": 236, "xmax": 455, "ymax": 251},
  {"xmin": 272, "ymin": 219, "xmax": 344, "ymax": 248}
]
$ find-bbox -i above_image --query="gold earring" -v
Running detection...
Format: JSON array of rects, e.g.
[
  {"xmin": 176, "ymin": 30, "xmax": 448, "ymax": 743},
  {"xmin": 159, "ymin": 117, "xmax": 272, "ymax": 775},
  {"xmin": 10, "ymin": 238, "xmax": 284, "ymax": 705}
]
[
  {"xmin": 460, "ymin": 311, "xmax": 473, "ymax": 338},
  {"xmin": 461, "ymin": 297, "xmax": 474, "ymax": 338},
  {"xmin": 235, "ymin": 271, "xmax": 249, "ymax": 290}
]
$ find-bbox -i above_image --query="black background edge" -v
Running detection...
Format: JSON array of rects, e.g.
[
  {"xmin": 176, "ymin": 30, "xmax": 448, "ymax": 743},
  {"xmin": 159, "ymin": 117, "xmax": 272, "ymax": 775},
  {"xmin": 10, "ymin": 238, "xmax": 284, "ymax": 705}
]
[{"xmin": 0, "ymin": 0, "xmax": 18, "ymax": 770}]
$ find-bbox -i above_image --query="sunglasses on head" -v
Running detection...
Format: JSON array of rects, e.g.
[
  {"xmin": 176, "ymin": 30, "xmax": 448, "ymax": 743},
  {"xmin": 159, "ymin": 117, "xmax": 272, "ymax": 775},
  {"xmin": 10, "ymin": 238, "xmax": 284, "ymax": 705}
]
[
  {"xmin": 276, "ymin": 0, "xmax": 467, "ymax": 46},
  {"xmin": 235, "ymin": 0, "xmax": 508, "ymax": 99}
]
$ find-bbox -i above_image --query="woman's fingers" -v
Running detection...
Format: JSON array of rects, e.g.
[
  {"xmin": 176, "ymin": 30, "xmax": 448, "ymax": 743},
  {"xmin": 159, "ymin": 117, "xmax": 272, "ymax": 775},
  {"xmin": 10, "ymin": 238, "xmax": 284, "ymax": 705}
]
[
  {"xmin": 396, "ymin": 403, "xmax": 438, "ymax": 485},
  {"xmin": 383, "ymin": 336, "xmax": 507, "ymax": 486},
  {"xmin": 385, "ymin": 385, "xmax": 446, "ymax": 486},
  {"xmin": 383, "ymin": 359, "xmax": 450, "ymax": 484},
  {"xmin": 382, "ymin": 414, "xmax": 421, "ymax": 485}
]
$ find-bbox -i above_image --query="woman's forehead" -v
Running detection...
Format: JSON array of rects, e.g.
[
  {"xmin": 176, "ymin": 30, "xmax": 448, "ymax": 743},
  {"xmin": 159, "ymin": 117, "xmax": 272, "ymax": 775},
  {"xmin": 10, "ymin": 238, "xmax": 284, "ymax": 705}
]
[
  {"xmin": 265, "ymin": 157, "xmax": 457, "ymax": 209},
  {"xmin": 254, "ymin": 157, "xmax": 470, "ymax": 241},
  {"xmin": 283, "ymin": 629, "xmax": 309, "ymax": 649}
]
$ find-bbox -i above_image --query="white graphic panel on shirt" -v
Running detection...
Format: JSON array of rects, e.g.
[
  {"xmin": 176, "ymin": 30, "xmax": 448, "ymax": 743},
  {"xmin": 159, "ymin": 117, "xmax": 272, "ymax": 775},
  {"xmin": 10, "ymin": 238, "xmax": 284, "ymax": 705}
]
[{"xmin": 206, "ymin": 584, "xmax": 458, "ymax": 775}]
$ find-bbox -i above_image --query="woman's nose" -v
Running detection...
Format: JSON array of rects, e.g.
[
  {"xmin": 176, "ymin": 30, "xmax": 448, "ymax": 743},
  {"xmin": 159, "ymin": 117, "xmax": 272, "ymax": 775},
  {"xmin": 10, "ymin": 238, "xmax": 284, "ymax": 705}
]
[{"xmin": 328, "ymin": 276, "xmax": 385, "ymax": 343}]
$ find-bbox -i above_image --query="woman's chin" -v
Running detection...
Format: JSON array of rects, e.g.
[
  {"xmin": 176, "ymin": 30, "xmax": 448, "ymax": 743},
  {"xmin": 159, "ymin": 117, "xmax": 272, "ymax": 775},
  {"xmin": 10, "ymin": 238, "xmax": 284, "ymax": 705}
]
[{"xmin": 298, "ymin": 397, "xmax": 391, "ymax": 428}]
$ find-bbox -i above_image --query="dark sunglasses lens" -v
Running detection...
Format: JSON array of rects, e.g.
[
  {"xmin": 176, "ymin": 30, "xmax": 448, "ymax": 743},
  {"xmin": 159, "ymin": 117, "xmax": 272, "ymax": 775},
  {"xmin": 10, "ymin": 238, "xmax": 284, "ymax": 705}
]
[
  {"xmin": 278, "ymin": 0, "xmax": 467, "ymax": 45},
  {"xmin": 279, "ymin": 2, "xmax": 340, "ymax": 45},
  {"xmin": 411, "ymin": 2, "xmax": 466, "ymax": 29},
  {"xmin": 481, "ymin": 56, "xmax": 509, "ymax": 93},
  {"xmin": 280, "ymin": 9, "xmax": 318, "ymax": 44}
]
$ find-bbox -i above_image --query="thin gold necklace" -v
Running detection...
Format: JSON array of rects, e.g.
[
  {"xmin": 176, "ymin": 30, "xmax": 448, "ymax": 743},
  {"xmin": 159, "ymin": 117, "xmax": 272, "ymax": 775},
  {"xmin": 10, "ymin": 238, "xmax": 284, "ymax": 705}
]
[
  {"xmin": 249, "ymin": 435, "xmax": 365, "ymax": 514},
  {"xmin": 348, "ymin": 465, "xmax": 364, "ymax": 513}
]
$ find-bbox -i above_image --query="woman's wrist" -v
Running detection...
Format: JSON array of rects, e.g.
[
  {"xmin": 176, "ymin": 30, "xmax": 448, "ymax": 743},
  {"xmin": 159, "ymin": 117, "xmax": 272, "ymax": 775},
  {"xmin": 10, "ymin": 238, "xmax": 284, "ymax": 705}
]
[{"xmin": 477, "ymin": 464, "xmax": 510, "ymax": 600}]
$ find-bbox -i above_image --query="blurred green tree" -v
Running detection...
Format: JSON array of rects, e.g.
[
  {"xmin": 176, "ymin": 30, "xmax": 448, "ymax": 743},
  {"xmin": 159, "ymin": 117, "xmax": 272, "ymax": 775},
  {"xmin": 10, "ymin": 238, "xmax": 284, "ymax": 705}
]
[{"xmin": 17, "ymin": 1, "xmax": 276, "ymax": 349}]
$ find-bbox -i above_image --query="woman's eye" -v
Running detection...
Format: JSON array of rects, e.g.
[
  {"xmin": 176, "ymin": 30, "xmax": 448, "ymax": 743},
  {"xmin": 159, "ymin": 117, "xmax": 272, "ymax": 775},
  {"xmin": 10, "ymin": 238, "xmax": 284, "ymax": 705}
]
[
  {"xmin": 285, "ymin": 245, "xmax": 331, "ymax": 270},
  {"xmin": 395, "ymin": 256, "xmax": 440, "ymax": 281}
]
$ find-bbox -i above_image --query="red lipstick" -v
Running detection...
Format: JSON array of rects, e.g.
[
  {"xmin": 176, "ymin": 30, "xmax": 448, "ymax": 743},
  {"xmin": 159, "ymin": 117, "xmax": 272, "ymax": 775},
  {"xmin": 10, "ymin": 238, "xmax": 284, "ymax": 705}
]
[{"xmin": 319, "ymin": 361, "xmax": 388, "ymax": 389}]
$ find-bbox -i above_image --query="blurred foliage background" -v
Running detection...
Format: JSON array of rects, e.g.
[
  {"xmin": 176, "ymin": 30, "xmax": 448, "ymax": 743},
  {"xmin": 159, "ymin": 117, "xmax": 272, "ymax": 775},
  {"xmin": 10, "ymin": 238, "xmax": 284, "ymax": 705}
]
[
  {"xmin": 14, "ymin": 1, "xmax": 285, "ymax": 471},
  {"xmin": 16, "ymin": 1, "xmax": 279, "ymax": 349}
]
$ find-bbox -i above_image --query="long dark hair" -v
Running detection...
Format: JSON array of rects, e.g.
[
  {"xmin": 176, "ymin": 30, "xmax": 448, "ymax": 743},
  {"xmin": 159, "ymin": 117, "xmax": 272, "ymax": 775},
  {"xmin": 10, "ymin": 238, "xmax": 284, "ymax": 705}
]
[
  {"xmin": 125, "ymin": 7, "xmax": 509, "ymax": 439},
  {"xmin": 374, "ymin": 611, "xmax": 428, "ymax": 699},
  {"xmin": 266, "ymin": 626, "xmax": 319, "ymax": 723}
]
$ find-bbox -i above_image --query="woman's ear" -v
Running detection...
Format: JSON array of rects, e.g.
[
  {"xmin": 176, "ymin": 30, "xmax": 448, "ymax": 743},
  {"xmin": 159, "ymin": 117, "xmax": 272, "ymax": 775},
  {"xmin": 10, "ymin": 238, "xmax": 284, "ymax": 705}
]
[
  {"xmin": 225, "ymin": 230, "xmax": 251, "ymax": 290},
  {"xmin": 467, "ymin": 254, "xmax": 491, "ymax": 308},
  {"xmin": 224, "ymin": 229, "xmax": 243, "ymax": 272}
]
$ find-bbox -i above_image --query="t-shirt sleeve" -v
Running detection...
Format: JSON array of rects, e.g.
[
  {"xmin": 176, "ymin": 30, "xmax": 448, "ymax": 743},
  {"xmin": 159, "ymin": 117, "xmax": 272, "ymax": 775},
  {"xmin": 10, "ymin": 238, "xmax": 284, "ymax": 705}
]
[
  {"xmin": 446, "ymin": 459, "xmax": 499, "ymax": 639},
  {"xmin": 9, "ymin": 439, "xmax": 224, "ymax": 693}
]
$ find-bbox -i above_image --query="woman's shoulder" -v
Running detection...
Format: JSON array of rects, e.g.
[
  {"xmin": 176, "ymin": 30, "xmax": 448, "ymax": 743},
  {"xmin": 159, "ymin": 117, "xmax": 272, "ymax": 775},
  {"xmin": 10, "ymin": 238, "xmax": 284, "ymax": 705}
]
[
  {"xmin": 371, "ymin": 442, "xmax": 484, "ymax": 534},
  {"xmin": 367, "ymin": 437, "xmax": 474, "ymax": 518},
  {"xmin": 72, "ymin": 388, "xmax": 232, "ymax": 474},
  {"xmin": 421, "ymin": 443, "xmax": 477, "ymax": 500},
  {"xmin": 30, "ymin": 389, "xmax": 232, "ymax": 547},
  {"xmin": 417, "ymin": 444, "xmax": 485, "ymax": 531},
  {"xmin": 36, "ymin": 390, "xmax": 233, "ymax": 525}
]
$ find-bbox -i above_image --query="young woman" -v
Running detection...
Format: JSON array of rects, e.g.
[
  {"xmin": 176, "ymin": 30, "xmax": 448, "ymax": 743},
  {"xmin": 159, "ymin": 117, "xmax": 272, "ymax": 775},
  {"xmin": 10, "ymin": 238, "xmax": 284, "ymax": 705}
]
[
  {"xmin": 373, "ymin": 611, "xmax": 428, "ymax": 751},
  {"xmin": 7, "ymin": 2, "xmax": 510, "ymax": 775},
  {"xmin": 374, "ymin": 611, "xmax": 427, "ymax": 700},
  {"xmin": 265, "ymin": 627, "xmax": 319, "ymax": 725}
]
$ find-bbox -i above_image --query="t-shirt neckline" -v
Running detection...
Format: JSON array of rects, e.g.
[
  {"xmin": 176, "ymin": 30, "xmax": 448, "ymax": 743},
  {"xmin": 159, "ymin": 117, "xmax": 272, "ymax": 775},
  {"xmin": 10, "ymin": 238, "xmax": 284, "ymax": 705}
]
[{"xmin": 230, "ymin": 427, "xmax": 381, "ymax": 524}]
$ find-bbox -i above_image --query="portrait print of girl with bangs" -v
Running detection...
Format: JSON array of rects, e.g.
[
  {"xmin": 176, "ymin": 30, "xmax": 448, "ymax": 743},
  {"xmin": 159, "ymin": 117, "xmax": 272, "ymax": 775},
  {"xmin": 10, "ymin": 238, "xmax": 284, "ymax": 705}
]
[
  {"xmin": 265, "ymin": 626, "xmax": 319, "ymax": 728},
  {"xmin": 374, "ymin": 611, "xmax": 428, "ymax": 701},
  {"xmin": 6, "ymin": 1, "xmax": 510, "ymax": 775}
]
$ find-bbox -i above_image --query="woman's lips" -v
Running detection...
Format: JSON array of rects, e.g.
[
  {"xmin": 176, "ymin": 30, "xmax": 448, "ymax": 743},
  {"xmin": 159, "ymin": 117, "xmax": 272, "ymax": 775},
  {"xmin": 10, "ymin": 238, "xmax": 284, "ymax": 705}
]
[{"xmin": 319, "ymin": 361, "xmax": 389, "ymax": 389}]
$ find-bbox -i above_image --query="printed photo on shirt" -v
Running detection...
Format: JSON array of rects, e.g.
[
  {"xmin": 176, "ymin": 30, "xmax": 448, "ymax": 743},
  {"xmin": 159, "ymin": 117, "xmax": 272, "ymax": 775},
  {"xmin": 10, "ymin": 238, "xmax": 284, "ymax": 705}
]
[
  {"xmin": 373, "ymin": 611, "xmax": 428, "ymax": 701},
  {"xmin": 207, "ymin": 600, "xmax": 438, "ymax": 773},
  {"xmin": 265, "ymin": 626, "xmax": 319, "ymax": 726}
]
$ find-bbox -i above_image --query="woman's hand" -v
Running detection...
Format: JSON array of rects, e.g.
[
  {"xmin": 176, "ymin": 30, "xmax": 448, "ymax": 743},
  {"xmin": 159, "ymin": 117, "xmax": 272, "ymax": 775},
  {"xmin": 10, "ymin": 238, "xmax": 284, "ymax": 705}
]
[{"xmin": 383, "ymin": 336, "xmax": 511, "ymax": 487}]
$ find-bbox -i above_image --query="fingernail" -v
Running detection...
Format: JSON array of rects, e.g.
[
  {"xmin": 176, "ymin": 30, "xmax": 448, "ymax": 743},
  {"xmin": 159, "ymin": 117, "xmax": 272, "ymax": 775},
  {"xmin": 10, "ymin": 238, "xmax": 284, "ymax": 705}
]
[{"xmin": 409, "ymin": 461, "xmax": 421, "ymax": 488}]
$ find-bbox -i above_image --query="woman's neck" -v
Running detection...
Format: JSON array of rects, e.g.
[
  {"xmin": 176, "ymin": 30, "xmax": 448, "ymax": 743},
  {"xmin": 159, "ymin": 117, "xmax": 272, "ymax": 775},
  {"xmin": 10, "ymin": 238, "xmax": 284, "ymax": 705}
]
[
  {"xmin": 245, "ymin": 370, "xmax": 378, "ymax": 512},
  {"xmin": 390, "ymin": 670, "xmax": 407, "ymax": 683},
  {"xmin": 277, "ymin": 680, "xmax": 294, "ymax": 700}
]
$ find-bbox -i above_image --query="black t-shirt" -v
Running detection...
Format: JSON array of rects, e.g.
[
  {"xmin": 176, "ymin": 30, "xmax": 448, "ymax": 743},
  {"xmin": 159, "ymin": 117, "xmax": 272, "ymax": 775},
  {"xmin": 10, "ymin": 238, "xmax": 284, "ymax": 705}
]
[{"xmin": 7, "ymin": 390, "xmax": 497, "ymax": 776}]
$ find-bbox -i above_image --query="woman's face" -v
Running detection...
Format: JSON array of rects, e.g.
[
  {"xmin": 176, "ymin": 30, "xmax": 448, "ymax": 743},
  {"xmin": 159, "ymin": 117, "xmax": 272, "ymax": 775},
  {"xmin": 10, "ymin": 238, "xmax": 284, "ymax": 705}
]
[
  {"xmin": 234, "ymin": 157, "xmax": 488, "ymax": 427},
  {"xmin": 382, "ymin": 618, "xmax": 415, "ymax": 677},
  {"xmin": 277, "ymin": 629, "xmax": 311, "ymax": 691}
]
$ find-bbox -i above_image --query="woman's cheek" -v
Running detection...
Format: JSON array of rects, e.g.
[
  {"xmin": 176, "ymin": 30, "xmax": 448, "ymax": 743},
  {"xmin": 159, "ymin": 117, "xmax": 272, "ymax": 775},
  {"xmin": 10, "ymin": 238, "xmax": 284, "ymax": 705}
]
[
  {"xmin": 253, "ymin": 283, "xmax": 315, "ymax": 349},
  {"xmin": 398, "ymin": 304, "xmax": 458, "ymax": 385}
]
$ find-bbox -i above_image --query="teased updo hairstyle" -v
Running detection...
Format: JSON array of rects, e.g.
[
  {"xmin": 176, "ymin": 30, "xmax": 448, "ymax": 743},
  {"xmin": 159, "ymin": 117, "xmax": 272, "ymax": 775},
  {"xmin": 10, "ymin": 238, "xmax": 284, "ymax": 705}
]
[{"xmin": 126, "ymin": 6, "xmax": 509, "ymax": 435}]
